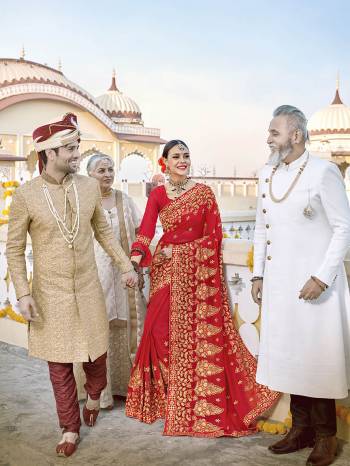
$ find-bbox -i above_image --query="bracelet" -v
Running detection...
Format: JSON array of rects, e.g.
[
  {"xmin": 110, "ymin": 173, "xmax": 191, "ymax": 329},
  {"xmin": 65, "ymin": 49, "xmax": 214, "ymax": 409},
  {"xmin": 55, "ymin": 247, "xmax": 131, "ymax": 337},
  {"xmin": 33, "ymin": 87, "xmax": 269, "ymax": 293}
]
[
  {"xmin": 250, "ymin": 276, "xmax": 263, "ymax": 283},
  {"xmin": 131, "ymin": 260, "xmax": 140, "ymax": 272},
  {"xmin": 311, "ymin": 275, "xmax": 327, "ymax": 292}
]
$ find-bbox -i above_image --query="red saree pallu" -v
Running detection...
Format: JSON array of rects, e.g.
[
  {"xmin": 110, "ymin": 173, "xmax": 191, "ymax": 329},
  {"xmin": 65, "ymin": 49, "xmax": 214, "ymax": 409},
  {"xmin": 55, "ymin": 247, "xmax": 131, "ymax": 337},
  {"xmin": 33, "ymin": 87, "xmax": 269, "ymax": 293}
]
[{"xmin": 126, "ymin": 183, "xmax": 279, "ymax": 437}]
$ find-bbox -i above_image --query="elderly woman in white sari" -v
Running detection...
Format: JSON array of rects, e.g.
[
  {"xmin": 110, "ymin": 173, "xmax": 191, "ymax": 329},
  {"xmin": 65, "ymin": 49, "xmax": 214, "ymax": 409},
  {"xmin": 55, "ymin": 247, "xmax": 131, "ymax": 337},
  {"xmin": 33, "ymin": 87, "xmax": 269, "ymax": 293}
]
[{"xmin": 74, "ymin": 153, "xmax": 146, "ymax": 408}]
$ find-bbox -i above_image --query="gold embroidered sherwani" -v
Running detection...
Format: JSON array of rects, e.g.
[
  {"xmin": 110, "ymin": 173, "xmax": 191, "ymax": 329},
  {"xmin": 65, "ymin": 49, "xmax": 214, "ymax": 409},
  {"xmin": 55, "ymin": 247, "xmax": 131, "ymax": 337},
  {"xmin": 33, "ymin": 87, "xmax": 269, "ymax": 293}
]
[{"xmin": 6, "ymin": 172, "xmax": 133, "ymax": 363}]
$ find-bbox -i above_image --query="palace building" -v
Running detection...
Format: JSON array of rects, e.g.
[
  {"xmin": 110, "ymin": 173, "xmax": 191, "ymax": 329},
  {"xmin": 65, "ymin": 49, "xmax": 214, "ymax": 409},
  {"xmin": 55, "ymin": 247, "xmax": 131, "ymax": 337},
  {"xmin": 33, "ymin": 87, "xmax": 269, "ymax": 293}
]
[{"xmin": 0, "ymin": 56, "xmax": 166, "ymax": 182}]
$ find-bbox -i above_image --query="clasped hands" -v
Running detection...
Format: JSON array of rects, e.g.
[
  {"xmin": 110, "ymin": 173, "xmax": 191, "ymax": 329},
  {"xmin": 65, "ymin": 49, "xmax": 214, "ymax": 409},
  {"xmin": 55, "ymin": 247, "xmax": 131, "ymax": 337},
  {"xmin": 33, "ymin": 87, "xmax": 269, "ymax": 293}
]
[
  {"xmin": 251, "ymin": 276, "xmax": 326, "ymax": 305},
  {"xmin": 122, "ymin": 269, "xmax": 139, "ymax": 289}
]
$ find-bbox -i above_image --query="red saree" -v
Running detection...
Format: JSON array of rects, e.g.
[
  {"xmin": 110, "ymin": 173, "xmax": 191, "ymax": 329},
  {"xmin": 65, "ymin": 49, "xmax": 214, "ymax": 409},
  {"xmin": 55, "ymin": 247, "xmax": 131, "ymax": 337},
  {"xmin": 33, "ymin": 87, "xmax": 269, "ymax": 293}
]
[{"xmin": 126, "ymin": 183, "xmax": 279, "ymax": 437}]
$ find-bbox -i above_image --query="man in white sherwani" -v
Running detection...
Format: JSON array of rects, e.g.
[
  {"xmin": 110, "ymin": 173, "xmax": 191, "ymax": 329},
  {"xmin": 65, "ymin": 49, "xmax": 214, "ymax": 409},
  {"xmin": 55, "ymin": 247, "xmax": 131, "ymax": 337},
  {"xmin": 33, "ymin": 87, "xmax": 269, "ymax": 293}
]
[{"xmin": 251, "ymin": 105, "xmax": 350, "ymax": 466}]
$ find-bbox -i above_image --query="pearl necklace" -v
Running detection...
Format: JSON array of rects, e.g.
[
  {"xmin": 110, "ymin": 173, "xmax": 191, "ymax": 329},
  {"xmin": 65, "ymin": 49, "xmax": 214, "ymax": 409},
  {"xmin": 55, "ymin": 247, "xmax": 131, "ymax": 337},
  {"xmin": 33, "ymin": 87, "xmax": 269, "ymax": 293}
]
[
  {"xmin": 168, "ymin": 177, "xmax": 189, "ymax": 195},
  {"xmin": 42, "ymin": 181, "xmax": 80, "ymax": 248},
  {"xmin": 269, "ymin": 154, "xmax": 309, "ymax": 203}
]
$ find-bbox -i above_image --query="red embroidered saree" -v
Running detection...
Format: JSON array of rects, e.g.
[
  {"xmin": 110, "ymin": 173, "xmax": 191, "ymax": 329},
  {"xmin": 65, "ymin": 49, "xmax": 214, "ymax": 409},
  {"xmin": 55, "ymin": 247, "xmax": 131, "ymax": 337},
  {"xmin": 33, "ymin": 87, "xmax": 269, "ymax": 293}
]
[{"xmin": 126, "ymin": 183, "xmax": 279, "ymax": 437}]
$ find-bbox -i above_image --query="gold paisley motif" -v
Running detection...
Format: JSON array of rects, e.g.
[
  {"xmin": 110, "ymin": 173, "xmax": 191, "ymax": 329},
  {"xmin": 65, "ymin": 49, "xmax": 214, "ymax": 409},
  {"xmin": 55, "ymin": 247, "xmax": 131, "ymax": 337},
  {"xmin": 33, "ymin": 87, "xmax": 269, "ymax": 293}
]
[
  {"xmin": 194, "ymin": 399, "xmax": 224, "ymax": 417},
  {"xmin": 197, "ymin": 323, "xmax": 221, "ymax": 339},
  {"xmin": 195, "ymin": 340, "xmax": 222, "ymax": 358},
  {"xmin": 192, "ymin": 419, "xmax": 223, "ymax": 434},
  {"xmin": 195, "ymin": 360, "xmax": 224, "ymax": 377},
  {"xmin": 196, "ymin": 303, "xmax": 220, "ymax": 319},
  {"xmin": 195, "ymin": 379, "xmax": 224, "ymax": 397},
  {"xmin": 195, "ymin": 284, "xmax": 218, "ymax": 300},
  {"xmin": 195, "ymin": 266, "xmax": 217, "ymax": 281},
  {"xmin": 195, "ymin": 247, "xmax": 215, "ymax": 263}
]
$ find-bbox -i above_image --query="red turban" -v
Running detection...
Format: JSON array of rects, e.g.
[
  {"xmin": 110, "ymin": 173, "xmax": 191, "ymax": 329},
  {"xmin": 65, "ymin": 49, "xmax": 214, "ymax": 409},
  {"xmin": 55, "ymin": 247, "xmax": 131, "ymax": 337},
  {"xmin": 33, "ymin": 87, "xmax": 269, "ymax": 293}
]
[{"xmin": 33, "ymin": 113, "xmax": 81, "ymax": 173}]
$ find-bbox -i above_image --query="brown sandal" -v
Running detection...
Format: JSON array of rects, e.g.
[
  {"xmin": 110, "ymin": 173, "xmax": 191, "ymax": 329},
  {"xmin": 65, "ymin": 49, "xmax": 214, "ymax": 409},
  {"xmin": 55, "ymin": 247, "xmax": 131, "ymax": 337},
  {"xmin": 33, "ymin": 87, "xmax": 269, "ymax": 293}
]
[{"xmin": 83, "ymin": 403, "xmax": 99, "ymax": 427}]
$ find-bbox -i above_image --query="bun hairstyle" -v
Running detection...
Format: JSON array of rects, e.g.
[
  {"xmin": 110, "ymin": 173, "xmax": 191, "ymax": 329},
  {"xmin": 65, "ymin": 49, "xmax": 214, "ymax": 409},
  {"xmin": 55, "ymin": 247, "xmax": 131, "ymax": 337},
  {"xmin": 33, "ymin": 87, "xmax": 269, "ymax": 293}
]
[{"xmin": 158, "ymin": 139, "xmax": 189, "ymax": 173}]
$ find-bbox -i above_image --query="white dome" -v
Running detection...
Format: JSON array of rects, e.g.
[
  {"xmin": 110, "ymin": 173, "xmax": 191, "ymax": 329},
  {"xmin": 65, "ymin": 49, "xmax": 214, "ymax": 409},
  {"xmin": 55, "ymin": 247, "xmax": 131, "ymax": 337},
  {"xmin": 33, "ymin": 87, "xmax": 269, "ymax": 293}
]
[
  {"xmin": 308, "ymin": 89, "xmax": 350, "ymax": 135},
  {"xmin": 95, "ymin": 72, "xmax": 142, "ymax": 124},
  {"xmin": 0, "ymin": 58, "xmax": 97, "ymax": 104}
]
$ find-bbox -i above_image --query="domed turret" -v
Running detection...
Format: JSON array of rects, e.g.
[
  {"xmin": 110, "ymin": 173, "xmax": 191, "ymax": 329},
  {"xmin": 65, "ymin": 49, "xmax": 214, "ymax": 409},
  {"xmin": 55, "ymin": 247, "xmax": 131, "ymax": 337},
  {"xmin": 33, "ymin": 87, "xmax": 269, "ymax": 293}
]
[{"xmin": 95, "ymin": 70, "xmax": 142, "ymax": 125}]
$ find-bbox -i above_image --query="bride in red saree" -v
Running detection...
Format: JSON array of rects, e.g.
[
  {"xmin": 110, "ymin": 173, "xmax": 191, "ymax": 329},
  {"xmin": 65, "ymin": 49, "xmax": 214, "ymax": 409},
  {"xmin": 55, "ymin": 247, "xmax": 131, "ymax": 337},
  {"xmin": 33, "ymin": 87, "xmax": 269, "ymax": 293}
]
[{"xmin": 126, "ymin": 140, "xmax": 279, "ymax": 437}]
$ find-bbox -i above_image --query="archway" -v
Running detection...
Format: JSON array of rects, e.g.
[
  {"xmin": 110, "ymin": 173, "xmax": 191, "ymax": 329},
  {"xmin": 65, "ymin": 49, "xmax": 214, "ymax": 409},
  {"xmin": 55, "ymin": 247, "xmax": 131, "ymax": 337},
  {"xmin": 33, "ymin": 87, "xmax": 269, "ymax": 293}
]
[{"xmin": 118, "ymin": 152, "xmax": 152, "ymax": 182}]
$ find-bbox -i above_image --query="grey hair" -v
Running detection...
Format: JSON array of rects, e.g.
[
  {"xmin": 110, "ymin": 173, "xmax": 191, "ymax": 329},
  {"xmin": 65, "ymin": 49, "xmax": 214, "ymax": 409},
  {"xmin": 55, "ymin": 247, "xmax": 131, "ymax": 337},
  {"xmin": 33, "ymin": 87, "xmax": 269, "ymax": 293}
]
[
  {"xmin": 86, "ymin": 153, "xmax": 114, "ymax": 174},
  {"xmin": 273, "ymin": 105, "xmax": 309, "ymax": 142}
]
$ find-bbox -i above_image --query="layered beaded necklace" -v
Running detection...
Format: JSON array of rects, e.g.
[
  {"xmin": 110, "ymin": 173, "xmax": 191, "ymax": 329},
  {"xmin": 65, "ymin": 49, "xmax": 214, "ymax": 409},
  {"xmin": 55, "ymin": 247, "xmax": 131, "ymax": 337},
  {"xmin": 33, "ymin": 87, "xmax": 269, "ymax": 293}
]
[
  {"xmin": 42, "ymin": 181, "xmax": 80, "ymax": 248},
  {"xmin": 269, "ymin": 153, "xmax": 309, "ymax": 203}
]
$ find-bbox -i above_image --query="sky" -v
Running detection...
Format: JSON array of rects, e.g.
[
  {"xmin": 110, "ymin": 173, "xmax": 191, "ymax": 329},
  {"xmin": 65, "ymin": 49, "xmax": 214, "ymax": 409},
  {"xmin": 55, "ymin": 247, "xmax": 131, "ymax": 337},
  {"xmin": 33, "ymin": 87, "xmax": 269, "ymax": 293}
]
[{"xmin": 1, "ymin": 0, "xmax": 350, "ymax": 176}]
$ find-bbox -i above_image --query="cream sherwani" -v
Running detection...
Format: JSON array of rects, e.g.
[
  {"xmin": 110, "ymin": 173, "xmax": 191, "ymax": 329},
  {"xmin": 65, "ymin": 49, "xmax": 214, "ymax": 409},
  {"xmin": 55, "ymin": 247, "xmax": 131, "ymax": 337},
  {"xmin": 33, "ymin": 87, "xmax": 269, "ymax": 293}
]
[
  {"xmin": 253, "ymin": 151, "xmax": 350, "ymax": 399},
  {"xmin": 6, "ymin": 172, "xmax": 133, "ymax": 363}
]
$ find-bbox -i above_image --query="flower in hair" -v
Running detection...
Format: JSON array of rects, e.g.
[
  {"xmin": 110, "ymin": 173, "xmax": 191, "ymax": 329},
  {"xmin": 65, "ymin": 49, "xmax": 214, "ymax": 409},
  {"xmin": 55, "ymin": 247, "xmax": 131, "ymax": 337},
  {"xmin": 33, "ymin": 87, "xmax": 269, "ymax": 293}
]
[{"xmin": 158, "ymin": 157, "xmax": 166, "ymax": 173}]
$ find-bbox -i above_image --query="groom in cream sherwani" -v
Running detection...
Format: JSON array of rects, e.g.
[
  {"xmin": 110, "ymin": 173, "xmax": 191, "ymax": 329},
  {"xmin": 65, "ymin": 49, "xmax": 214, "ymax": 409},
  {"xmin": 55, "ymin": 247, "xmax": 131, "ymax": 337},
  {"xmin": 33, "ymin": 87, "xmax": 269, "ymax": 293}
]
[{"xmin": 251, "ymin": 105, "xmax": 350, "ymax": 466}]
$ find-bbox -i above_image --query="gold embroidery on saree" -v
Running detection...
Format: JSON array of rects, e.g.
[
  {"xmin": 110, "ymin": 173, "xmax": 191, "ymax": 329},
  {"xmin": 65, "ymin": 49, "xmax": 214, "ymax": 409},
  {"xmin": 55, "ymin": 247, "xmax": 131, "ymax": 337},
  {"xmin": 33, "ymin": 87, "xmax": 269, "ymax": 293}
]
[
  {"xmin": 194, "ymin": 400, "xmax": 224, "ymax": 417},
  {"xmin": 135, "ymin": 233, "xmax": 151, "ymax": 247},
  {"xmin": 195, "ymin": 266, "xmax": 217, "ymax": 281},
  {"xmin": 195, "ymin": 247, "xmax": 215, "ymax": 263},
  {"xmin": 196, "ymin": 303, "xmax": 220, "ymax": 319},
  {"xmin": 195, "ymin": 360, "xmax": 223, "ymax": 377},
  {"xmin": 195, "ymin": 379, "xmax": 224, "ymax": 397},
  {"xmin": 160, "ymin": 184, "xmax": 214, "ymax": 233},
  {"xmin": 195, "ymin": 341, "xmax": 222, "ymax": 358},
  {"xmin": 195, "ymin": 284, "xmax": 218, "ymax": 300},
  {"xmin": 128, "ymin": 366, "xmax": 142, "ymax": 389},
  {"xmin": 192, "ymin": 419, "xmax": 222, "ymax": 434},
  {"xmin": 197, "ymin": 323, "xmax": 221, "ymax": 339}
]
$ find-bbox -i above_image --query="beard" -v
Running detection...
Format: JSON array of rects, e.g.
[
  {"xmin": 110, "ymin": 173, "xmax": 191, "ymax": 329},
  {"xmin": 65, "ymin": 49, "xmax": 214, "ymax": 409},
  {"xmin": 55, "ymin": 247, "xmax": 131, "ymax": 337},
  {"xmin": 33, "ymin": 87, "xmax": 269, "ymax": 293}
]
[{"xmin": 268, "ymin": 140, "xmax": 293, "ymax": 165}]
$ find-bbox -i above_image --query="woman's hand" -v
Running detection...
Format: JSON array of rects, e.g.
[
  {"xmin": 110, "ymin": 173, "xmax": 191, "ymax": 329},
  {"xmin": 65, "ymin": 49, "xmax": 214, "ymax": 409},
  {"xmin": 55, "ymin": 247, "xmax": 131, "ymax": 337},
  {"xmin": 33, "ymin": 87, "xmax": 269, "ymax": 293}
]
[{"xmin": 159, "ymin": 245, "xmax": 172, "ymax": 259}]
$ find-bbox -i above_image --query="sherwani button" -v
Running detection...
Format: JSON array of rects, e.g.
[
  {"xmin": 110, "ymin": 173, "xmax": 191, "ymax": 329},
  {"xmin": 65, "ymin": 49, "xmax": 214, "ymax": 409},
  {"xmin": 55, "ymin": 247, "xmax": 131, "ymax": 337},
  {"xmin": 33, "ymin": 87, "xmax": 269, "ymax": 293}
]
[
  {"xmin": 262, "ymin": 194, "xmax": 266, "ymax": 198},
  {"xmin": 263, "ymin": 209, "xmax": 267, "ymax": 213},
  {"xmin": 266, "ymin": 224, "xmax": 270, "ymax": 228},
  {"xmin": 267, "ymin": 256, "xmax": 272, "ymax": 260},
  {"xmin": 265, "ymin": 178, "xmax": 269, "ymax": 183},
  {"xmin": 267, "ymin": 240, "xmax": 271, "ymax": 245}
]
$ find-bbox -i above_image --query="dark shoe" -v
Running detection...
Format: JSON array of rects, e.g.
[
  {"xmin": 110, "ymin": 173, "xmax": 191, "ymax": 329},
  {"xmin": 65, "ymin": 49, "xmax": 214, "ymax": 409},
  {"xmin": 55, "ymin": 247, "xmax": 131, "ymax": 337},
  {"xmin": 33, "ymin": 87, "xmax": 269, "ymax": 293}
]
[
  {"xmin": 56, "ymin": 436, "xmax": 80, "ymax": 457},
  {"xmin": 306, "ymin": 435, "xmax": 337, "ymax": 466},
  {"xmin": 268, "ymin": 426, "xmax": 315, "ymax": 454},
  {"xmin": 83, "ymin": 403, "xmax": 99, "ymax": 427}
]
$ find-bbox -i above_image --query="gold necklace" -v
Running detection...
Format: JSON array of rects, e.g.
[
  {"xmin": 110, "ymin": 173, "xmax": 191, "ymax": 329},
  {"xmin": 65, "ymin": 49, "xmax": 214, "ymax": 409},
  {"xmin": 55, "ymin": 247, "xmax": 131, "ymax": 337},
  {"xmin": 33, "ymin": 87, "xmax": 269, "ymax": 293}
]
[
  {"xmin": 269, "ymin": 154, "xmax": 309, "ymax": 203},
  {"xmin": 101, "ymin": 188, "xmax": 113, "ymax": 198},
  {"xmin": 42, "ymin": 181, "xmax": 80, "ymax": 248},
  {"xmin": 168, "ymin": 177, "xmax": 189, "ymax": 195}
]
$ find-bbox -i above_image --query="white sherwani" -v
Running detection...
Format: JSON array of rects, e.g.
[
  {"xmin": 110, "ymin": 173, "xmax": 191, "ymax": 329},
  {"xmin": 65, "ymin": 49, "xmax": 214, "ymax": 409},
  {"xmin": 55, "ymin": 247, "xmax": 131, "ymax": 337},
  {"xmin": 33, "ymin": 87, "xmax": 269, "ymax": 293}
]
[{"xmin": 253, "ymin": 151, "xmax": 350, "ymax": 399}]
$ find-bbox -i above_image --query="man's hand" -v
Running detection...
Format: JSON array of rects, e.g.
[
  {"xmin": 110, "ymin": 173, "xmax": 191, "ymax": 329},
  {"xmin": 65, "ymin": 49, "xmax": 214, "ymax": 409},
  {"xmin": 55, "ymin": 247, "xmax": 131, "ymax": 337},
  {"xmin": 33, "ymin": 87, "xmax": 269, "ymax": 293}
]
[
  {"xmin": 251, "ymin": 279, "xmax": 263, "ymax": 305},
  {"xmin": 122, "ymin": 270, "xmax": 138, "ymax": 288},
  {"xmin": 18, "ymin": 295, "xmax": 39, "ymax": 321},
  {"xmin": 299, "ymin": 278, "xmax": 325, "ymax": 301}
]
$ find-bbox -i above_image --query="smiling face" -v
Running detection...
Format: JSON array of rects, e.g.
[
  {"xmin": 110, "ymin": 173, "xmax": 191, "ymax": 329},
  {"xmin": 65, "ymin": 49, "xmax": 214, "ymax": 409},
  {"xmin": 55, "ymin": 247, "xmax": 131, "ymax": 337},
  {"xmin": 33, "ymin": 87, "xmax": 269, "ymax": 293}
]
[
  {"xmin": 165, "ymin": 144, "xmax": 191, "ymax": 177},
  {"xmin": 89, "ymin": 158, "xmax": 115, "ymax": 191},
  {"xmin": 267, "ymin": 115, "xmax": 294, "ymax": 162},
  {"xmin": 46, "ymin": 141, "xmax": 81, "ymax": 175}
]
